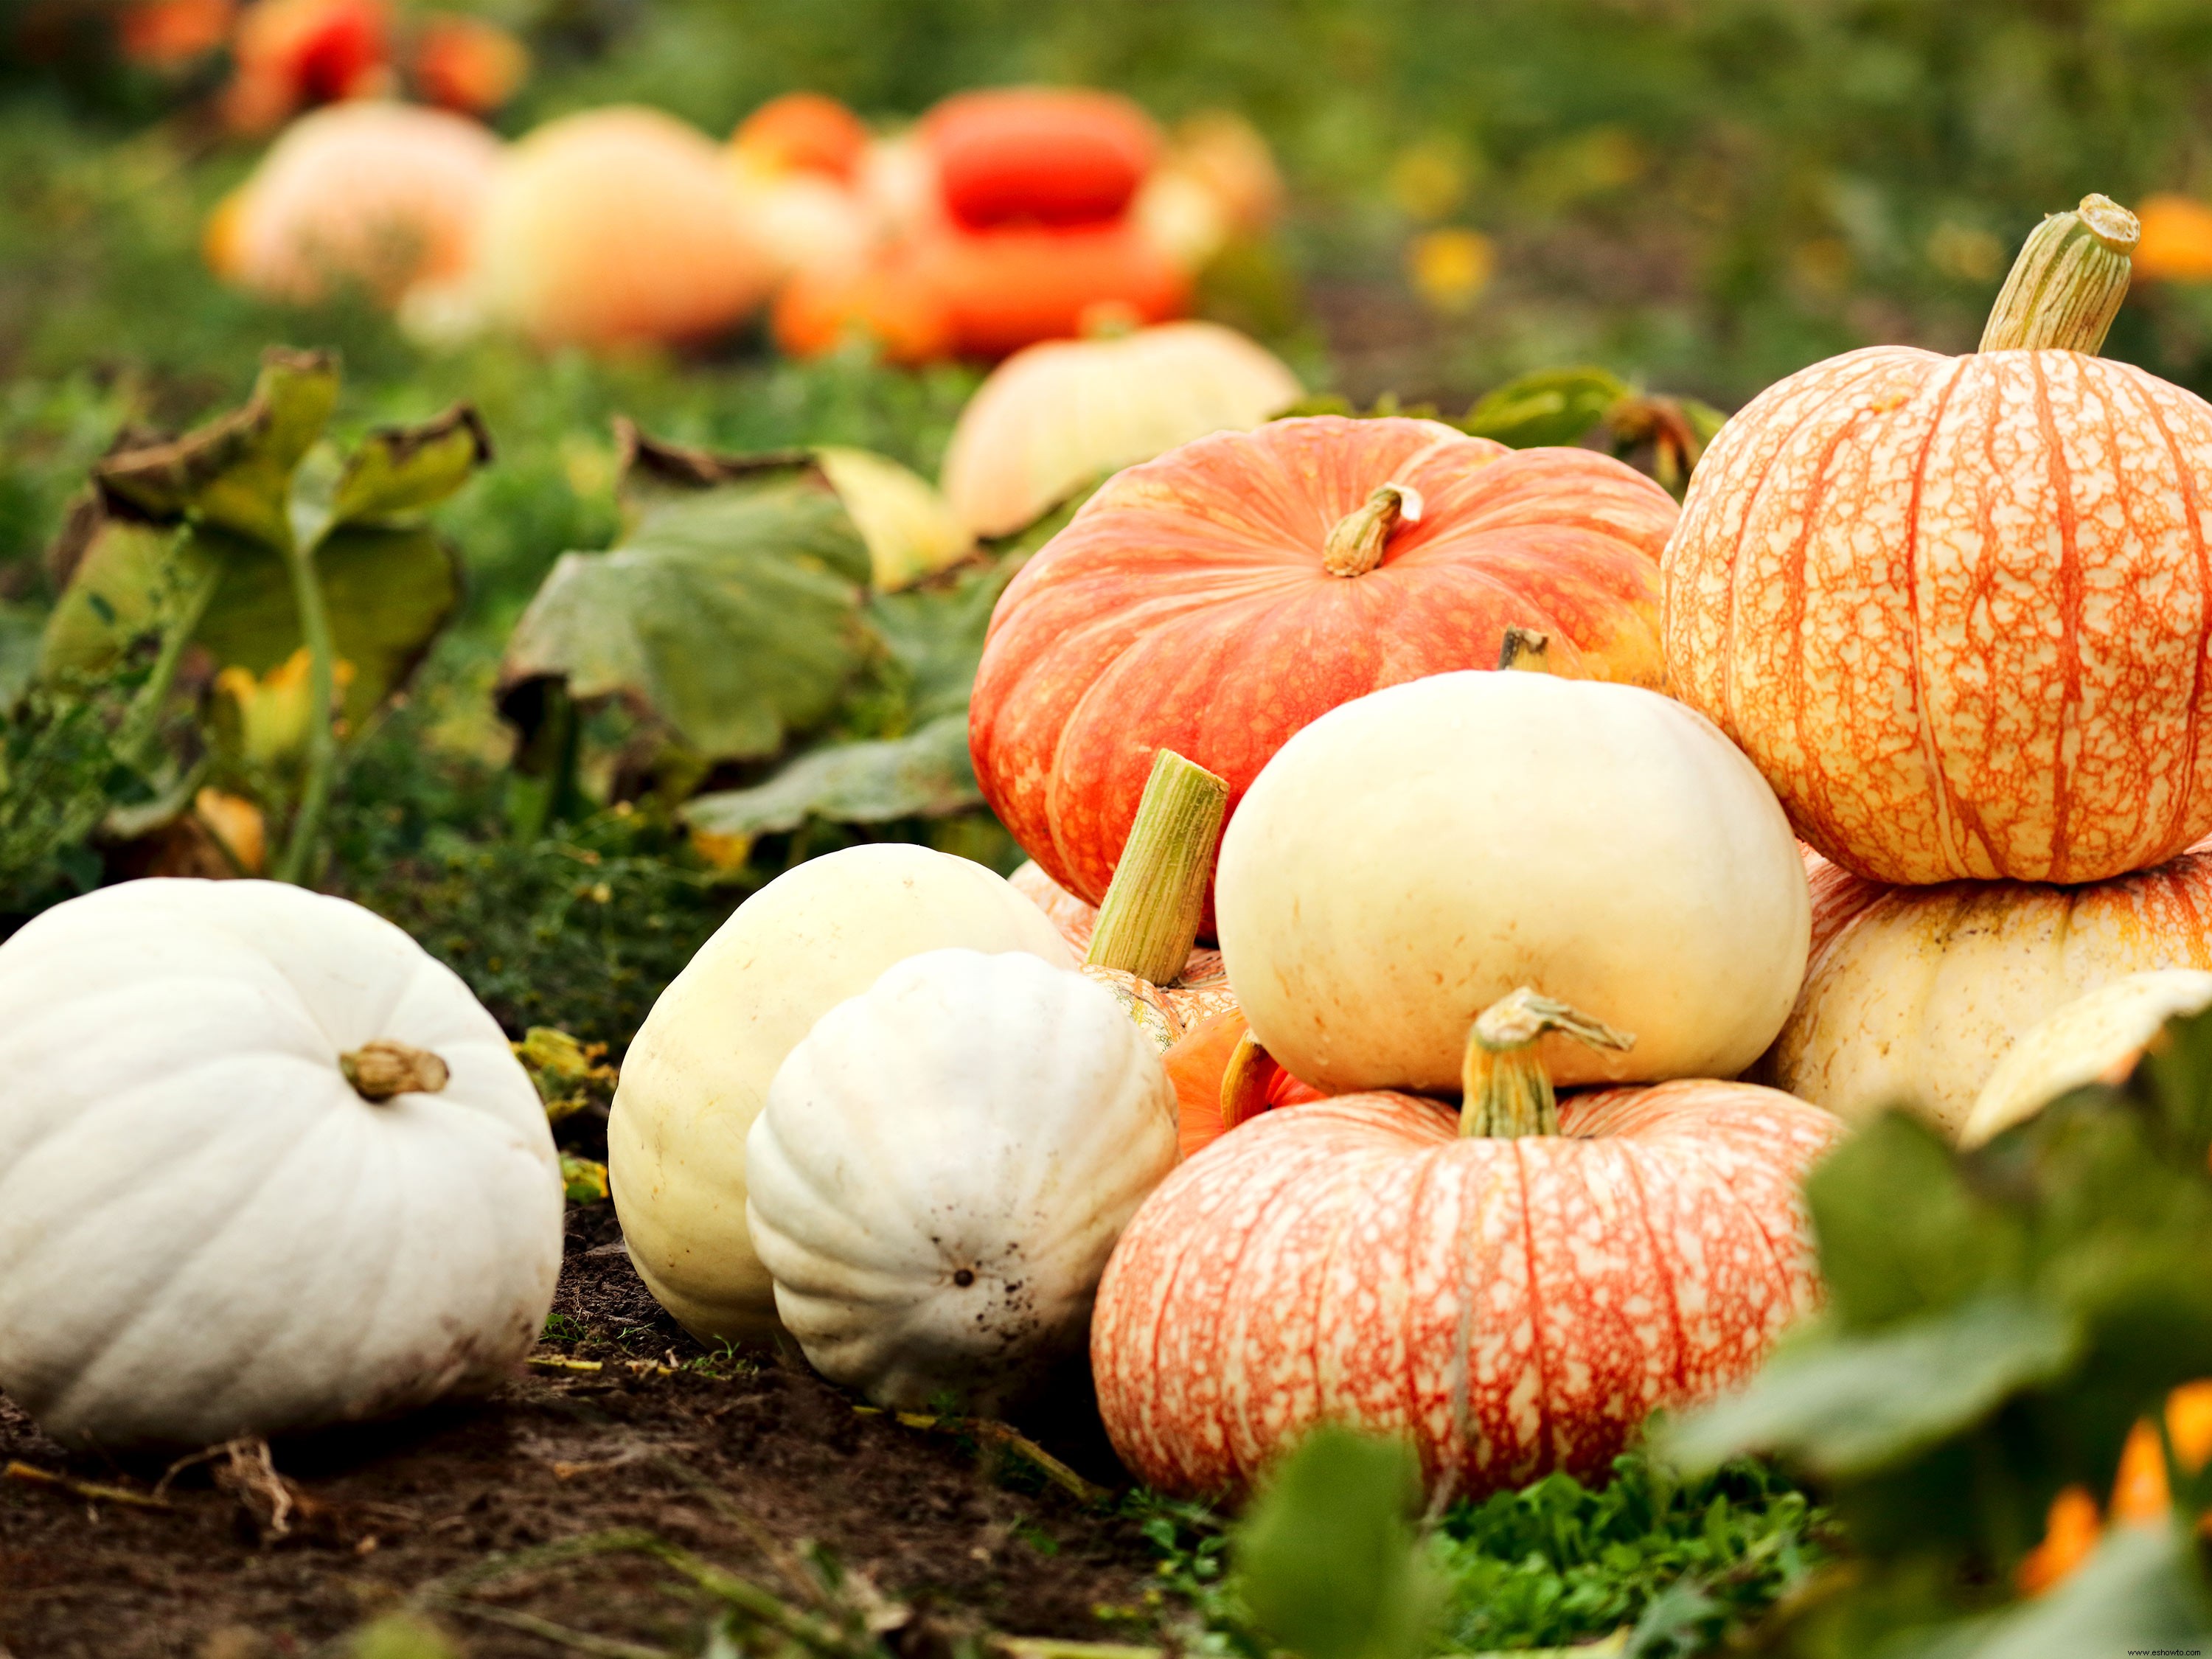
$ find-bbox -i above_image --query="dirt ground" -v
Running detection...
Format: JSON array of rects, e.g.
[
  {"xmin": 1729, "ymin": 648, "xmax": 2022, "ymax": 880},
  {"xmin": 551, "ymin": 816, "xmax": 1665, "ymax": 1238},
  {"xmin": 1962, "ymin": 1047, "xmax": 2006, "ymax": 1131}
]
[{"xmin": 0, "ymin": 1205, "xmax": 1175, "ymax": 1658}]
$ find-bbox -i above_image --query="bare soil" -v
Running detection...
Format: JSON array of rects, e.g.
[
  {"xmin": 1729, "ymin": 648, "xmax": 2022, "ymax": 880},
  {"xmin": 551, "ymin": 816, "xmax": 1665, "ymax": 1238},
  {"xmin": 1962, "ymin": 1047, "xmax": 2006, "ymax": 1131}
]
[{"xmin": 0, "ymin": 1206, "xmax": 1170, "ymax": 1658}]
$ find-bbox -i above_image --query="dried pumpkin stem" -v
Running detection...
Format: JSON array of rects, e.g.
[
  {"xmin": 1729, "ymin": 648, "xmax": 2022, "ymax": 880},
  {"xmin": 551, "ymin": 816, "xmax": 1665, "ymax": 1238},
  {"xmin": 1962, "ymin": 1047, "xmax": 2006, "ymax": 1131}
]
[
  {"xmin": 1498, "ymin": 626, "xmax": 1551, "ymax": 672},
  {"xmin": 1459, "ymin": 988, "xmax": 1634, "ymax": 1140},
  {"xmin": 341, "ymin": 1039, "xmax": 451, "ymax": 1102},
  {"xmin": 1321, "ymin": 482, "xmax": 1424, "ymax": 577},
  {"xmin": 1980, "ymin": 193, "xmax": 2139, "ymax": 354},
  {"xmin": 1085, "ymin": 749, "xmax": 1230, "ymax": 987}
]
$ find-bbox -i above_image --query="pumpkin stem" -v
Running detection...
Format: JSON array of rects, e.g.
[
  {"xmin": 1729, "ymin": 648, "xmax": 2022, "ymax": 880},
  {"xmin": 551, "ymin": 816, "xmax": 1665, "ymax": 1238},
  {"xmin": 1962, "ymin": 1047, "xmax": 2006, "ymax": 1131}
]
[
  {"xmin": 1321, "ymin": 482, "xmax": 1424, "ymax": 577},
  {"xmin": 1085, "ymin": 748, "xmax": 1231, "ymax": 987},
  {"xmin": 1458, "ymin": 989, "xmax": 1633, "ymax": 1139},
  {"xmin": 341, "ymin": 1039, "xmax": 451, "ymax": 1102},
  {"xmin": 1980, "ymin": 194, "xmax": 2139, "ymax": 354},
  {"xmin": 1498, "ymin": 626, "xmax": 1551, "ymax": 672}
]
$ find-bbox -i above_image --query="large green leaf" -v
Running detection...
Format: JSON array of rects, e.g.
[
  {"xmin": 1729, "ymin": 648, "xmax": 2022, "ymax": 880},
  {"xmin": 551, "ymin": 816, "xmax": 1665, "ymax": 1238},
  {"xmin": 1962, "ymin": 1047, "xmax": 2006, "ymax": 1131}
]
[
  {"xmin": 1463, "ymin": 366, "xmax": 1632, "ymax": 448},
  {"xmin": 863, "ymin": 550, "xmax": 1024, "ymax": 726},
  {"xmin": 1663, "ymin": 1295, "xmax": 2080, "ymax": 1481},
  {"xmin": 1, "ymin": 602, "xmax": 48, "ymax": 709},
  {"xmin": 1809, "ymin": 1111, "xmax": 2030, "ymax": 1329},
  {"xmin": 1234, "ymin": 1426, "xmax": 1439, "ymax": 1659},
  {"xmin": 681, "ymin": 712, "xmax": 978, "ymax": 840},
  {"xmin": 498, "ymin": 433, "xmax": 874, "ymax": 764}
]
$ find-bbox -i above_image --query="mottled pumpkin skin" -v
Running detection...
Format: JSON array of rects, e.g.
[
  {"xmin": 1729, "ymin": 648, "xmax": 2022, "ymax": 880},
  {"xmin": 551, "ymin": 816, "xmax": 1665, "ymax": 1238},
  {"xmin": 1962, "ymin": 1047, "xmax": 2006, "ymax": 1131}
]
[
  {"xmin": 973, "ymin": 417, "xmax": 1679, "ymax": 925},
  {"xmin": 1771, "ymin": 843, "xmax": 2212, "ymax": 1138},
  {"xmin": 1092, "ymin": 1081, "xmax": 1838, "ymax": 1501},
  {"xmin": 1666, "ymin": 345, "xmax": 2212, "ymax": 886}
]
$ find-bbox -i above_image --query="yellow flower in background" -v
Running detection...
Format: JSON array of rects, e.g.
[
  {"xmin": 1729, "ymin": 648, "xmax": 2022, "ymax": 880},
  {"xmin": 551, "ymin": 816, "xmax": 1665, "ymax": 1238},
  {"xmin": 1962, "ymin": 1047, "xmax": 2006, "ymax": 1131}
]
[
  {"xmin": 216, "ymin": 647, "xmax": 355, "ymax": 765},
  {"xmin": 1407, "ymin": 228, "xmax": 1496, "ymax": 313},
  {"xmin": 688, "ymin": 824, "xmax": 754, "ymax": 871},
  {"xmin": 1388, "ymin": 138, "xmax": 1474, "ymax": 223}
]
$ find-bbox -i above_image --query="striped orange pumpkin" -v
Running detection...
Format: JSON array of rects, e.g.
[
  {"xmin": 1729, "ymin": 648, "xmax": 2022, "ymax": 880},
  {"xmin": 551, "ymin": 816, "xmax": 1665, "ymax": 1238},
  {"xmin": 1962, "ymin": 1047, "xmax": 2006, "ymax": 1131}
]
[
  {"xmin": 1665, "ymin": 195, "xmax": 2212, "ymax": 886},
  {"xmin": 972, "ymin": 416, "xmax": 1679, "ymax": 926},
  {"xmin": 1092, "ymin": 997, "xmax": 1839, "ymax": 1500}
]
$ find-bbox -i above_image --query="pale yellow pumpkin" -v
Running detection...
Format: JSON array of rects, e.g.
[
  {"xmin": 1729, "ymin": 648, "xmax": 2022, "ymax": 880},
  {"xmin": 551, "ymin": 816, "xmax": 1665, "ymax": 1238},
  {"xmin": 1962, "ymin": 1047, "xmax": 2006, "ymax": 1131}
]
[
  {"xmin": 1961, "ymin": 969, "xmax": 2212, "ymax": 1147},
  {"xmin": 940, "ymin": 321, "xmax": 1301, "ymax": 538},
  {"xmin": 1770, "ymin": 846, "xmax": 2212, "ymax": 1138}
]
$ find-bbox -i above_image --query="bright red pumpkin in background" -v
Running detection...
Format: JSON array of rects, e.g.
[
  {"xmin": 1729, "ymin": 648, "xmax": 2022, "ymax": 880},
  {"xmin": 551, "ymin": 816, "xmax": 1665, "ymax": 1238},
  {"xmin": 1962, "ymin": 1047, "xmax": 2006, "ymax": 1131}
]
[
  {"xmin": 735, "ymin": 91, "xmax": 872, "ymax": 181},
  {"xmin": 908, "ymin": 220, "xmax": 1188, "ymax": 358},
  {"xmin": 221, "ymin": 0, "xmax": 391, "ymax": 132},
  {"xmin": 1092, "ymin": 1078, "xmax": 1838, "ymax": 1500},
  {"xmin": 924, "ymin": 87, "xmax": 1161, "ymax": 229},
  {"xmin": 969, "ymin": 416, "xmax": 1680, "ymax": 927}
]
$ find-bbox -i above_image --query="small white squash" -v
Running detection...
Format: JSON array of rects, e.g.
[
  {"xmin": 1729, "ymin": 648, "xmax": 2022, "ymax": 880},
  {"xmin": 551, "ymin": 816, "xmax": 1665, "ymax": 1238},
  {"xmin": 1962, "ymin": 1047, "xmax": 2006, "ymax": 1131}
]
[
  {"xmin": 1961, "ymin": 969, "xmax": 2212, "ymax": 1147},
  {"xmin": 0, "ymin": 880, "xmax": 562, "ymax": 1450},
  {"xmin": 1214, "ymin": 670, "xmax": 1810, "ymax": 1093},
  {"xmin": 745, "ymin": 948, "xmax": 1177, "ymax": 1411},
  {"xmin": 607, "ymin": 844, "xmax": 1074, "ymax": 1346}
]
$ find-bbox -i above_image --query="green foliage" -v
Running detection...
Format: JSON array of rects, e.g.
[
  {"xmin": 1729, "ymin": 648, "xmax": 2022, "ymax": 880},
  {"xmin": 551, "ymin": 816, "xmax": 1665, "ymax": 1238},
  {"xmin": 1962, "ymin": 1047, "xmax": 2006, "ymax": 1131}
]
[
  {"xmin": 0, "ymin": 659, "xmax": 154, "ymax": 919},
  {"xmin": 1664, "ymin": 1005, "xmax": 2212, "ymax": 1654}
]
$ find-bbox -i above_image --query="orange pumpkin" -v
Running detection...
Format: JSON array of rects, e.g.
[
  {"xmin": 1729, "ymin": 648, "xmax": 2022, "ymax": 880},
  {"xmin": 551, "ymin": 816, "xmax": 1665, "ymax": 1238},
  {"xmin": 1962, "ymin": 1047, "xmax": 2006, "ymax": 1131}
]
[
  {"xmin": 970, "ymin": 415, "xmax": 1677, "ymax": 924},
  {"xmin": 1665, "ymin": 195, "xmax": 2212, "ymax": 886},
  {"xmin": 922, "ymin": 87, "xmax": 1161, "ymax": 230},
  {"xmin": 408, "ymin": 13, "xmax": 528, "ymax": 115},
  {"xmin": 1093, "ymin": 993, "xmax": 1840, "ymax": 1500},
  {"xmin": 907, "ymin": 220, "xmax": 1189, "ymax": 359},
  {"xmin": 735, "ymin": 92, "xmax": 871, "ymax": 182},
  {"xmin": 773, "ymin": 248, "xmax": 954, "ymax": 364},
  {"xmin": 2132, "ymin": 194, "xmax": 2212, "ymax": 283}
]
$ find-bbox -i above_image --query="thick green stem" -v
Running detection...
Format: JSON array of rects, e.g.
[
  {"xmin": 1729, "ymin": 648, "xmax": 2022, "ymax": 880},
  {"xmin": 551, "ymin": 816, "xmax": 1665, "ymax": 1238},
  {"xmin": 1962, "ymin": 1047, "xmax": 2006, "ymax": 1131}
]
[
  {"xmin": 1321, "ymin": 482, "xmax": 1424, "ymax": 577},
  {"xmin": 1980, "ymin": 193, "xmax": 2139, "ymax": 354},
  {"xmin": 1459, "ymin": 989, "xmax": 1633, "ymax": 1139},
  {"xmin": 1085, "ymin": 749, "xmax": 1229, "ymax": 986},
  {"xmin": 275, "ymin": 534, "xmax": 338, "ymax": 886},
  {"xmin": 116, "ymin": 554, "xmax": 222, "ymax": 767}
]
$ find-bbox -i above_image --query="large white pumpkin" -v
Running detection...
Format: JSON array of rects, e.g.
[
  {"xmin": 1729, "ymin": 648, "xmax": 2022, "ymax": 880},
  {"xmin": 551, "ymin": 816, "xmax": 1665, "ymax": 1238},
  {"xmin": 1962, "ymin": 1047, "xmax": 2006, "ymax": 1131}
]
[
  {"xmin": 1214, "ymin": 671, "xmax": 1810, "ymax": 1093},
  {"xmin": 0, "ymin": 880, "xmax": 562, "ymax": 1450},
  {"xmin": 746, "ymin": 948, "xmax": 1177, "ymax": 1411},
  {"xmin": 607, "ymin": 844, "xmax": 1074, "ymax": 1346}
]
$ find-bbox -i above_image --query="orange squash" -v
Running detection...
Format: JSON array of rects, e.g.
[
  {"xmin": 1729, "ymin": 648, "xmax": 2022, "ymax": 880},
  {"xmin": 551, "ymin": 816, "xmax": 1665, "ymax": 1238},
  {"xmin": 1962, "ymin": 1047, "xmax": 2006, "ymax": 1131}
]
[
  {"xmin": 971, "ymin": 415, "xmax": 1677, "ymax": 925},
  {"xmin": 906, "ymin": 220, "xmax": 1189, "ymax": 359},
  {"xmin": 1093, "ymin": 994, "xmax": 1840, "ymax": 1500},
  {"xmin": 922, "ymin": 87, "xmax": 1161, "ymax": 230},
  {"xmin": 734, "ymin": 92, "xmax": 872, "ymax": 183},
  {"xmin": 1665, "ymin": 195, "xmax": 2212, "ymax": 886},
  {"xmin": 2132, "ymin": 193, "xmax": 2212, "ymax": 283},
  {"xmin": 772, "ymin": 246, "xmax": 954, "ymax": 364}
]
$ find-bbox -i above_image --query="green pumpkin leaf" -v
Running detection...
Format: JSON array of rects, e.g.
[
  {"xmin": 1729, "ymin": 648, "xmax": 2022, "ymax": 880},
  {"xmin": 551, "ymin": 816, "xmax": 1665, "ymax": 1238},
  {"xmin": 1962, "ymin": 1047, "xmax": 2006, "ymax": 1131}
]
[
  {"xmin": 94, "ymin": 349, "xmax": 339, "ymax": 549},
  {"xmin": 1809, "ymin": 1110, "xmax": 2030, "ymax": 1329},
  {"xmin": 864, "ymin": 551, "xmax": 1025, "ymax": 726},
  {"xmin": 39, "ymin": 518, "xmax": 217, "ymax": 681},
  {"xmin": 681, "ymin": 712, "xmax": 979, "ymax": 841},
  {"xmin": 1877, "ymin": 1522, "xmax": 2211, "ymax": 1659},
  {"xmin": 1, "ymin": 602, "xmax": 46, "ymax": 709},
  {"xmin": 498, "ymin": 429, "xmax": 873, "ymax": 764},
  {"xmin": 1234, "ymin": 1425, "xmax": 1439, "ymax": 1659},
  {"xmin": 1462, "ymin": 366, "xmax": 1633, "ymax": 448},
  {"xmin": 330, "ymin": 406, "xmax": 495, "ymax": 528},
  {"xmin": 1661, "ymin": 1294, "xmax": 2080, "ymax": 1481}
]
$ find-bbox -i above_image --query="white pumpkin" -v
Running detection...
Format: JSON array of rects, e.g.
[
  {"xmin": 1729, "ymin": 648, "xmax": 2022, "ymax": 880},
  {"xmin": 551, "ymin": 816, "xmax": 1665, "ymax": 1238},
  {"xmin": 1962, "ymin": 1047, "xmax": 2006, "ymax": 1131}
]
[
  {"xmin": 939, "ymin": 321, "xmax": 1302, "ymax": 539},
  {"xmin": 0, "ymin": 880, "xmax": 561, "ymax": 1450},
  {"xmin": 607, "ymin": 844, "xmax": 1074, "ymax": 1346},
  {"xmin": 1961, "ymin": 970, "xmax": 2212, "ymax": 1147},
  {"xmin": 1214, "ymin": 670, "xmax": 1810, "ymax": 1093},
  {"xmin": 745, "ymin": 948, "xmax": 1177, "ymax": 1411},
  {"xmin": 1768, "ymin": 849, "xmax": 2212, "ymax": 1139}
]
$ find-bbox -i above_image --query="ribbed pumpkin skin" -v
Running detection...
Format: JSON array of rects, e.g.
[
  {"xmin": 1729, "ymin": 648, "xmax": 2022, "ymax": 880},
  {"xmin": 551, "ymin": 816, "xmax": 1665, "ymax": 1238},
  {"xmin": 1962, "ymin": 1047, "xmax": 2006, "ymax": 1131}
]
[
  {"xmin": 972, "ymin": 416, "xmax": 1678, "ymax": 921},
  {"xmin": 1665, "ymin": 345, "xmax": 2212, "ymax": 886},
  {"xmin": 1092, "ymin": 1082, "xmax": 1838, "ymax": 1500},
  {"xmin": 1772, "ymin": 844, "xmax": 2212, "ymax": 1138}
]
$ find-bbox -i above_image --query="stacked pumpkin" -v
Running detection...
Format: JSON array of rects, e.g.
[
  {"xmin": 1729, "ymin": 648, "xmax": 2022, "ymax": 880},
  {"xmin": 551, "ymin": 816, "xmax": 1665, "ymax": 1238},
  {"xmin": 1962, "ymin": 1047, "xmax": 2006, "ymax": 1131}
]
[
  {"xmin": 1666, "ymin": 194, "xmax": 2212, "ymax": 1145},
  {"xmin": 603, "ymin": 408, "xmax": 1845, "ymax": 1502}
]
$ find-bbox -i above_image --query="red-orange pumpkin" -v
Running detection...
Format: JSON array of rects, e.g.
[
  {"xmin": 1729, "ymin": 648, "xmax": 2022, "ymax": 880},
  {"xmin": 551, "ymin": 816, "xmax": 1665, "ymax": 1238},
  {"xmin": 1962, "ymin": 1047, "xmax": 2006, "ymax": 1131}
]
[
  {"xmin": 734, "ymin": 92, "xmax": 872, "ymax": 182},
  {"xmin": 907, "ymin": 220, "xmax": 1189, "ymax": 359},
  {"xmin": 970, "ymin": 416, "xmax": 1678, "ymax": 925},
  {"xmin": 772, "ymin": 248, "xmax": 956, "ymax": 365},
  {"xmin": 922, "ymin": 87, "xmax": 1161, "ymax": 229},
  {"xmin": 1093, "ymin": 999, "xmax": 1839, "ymax": 1500},
  {"xmin": 1664, "ymin": 195, "xmax": 2212, "ymax": 885}
]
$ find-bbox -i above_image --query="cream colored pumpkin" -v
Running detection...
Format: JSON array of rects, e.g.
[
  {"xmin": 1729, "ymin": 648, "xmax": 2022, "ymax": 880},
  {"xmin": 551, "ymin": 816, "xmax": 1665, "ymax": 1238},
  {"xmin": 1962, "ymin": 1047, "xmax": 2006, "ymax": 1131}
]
[
  {"xmin": 608, "ymin": 844, "xmax": 1074, "ymax": 1344},
  {"xmin": 746, "ymin": 948, "xmax": 1177, "ymax": 1411},
  {"xmin": 1215, "ymin": 671, "xmax": 1809, "ymax": 1093},
  {"xmin": 1963, "ymin": 970, "xmax": 2212, "ymax": 1147},
  {"xmin": 1770, "ymin": 848, "xmax": 2212, "ymax": 1138},
  {"xmin": 0, "ymin": 880, "xmax": 562, "ymax": 1450},
  {"xmin": 940, "ymin": 321, "xmax": 1302, "ymax": 538}
]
